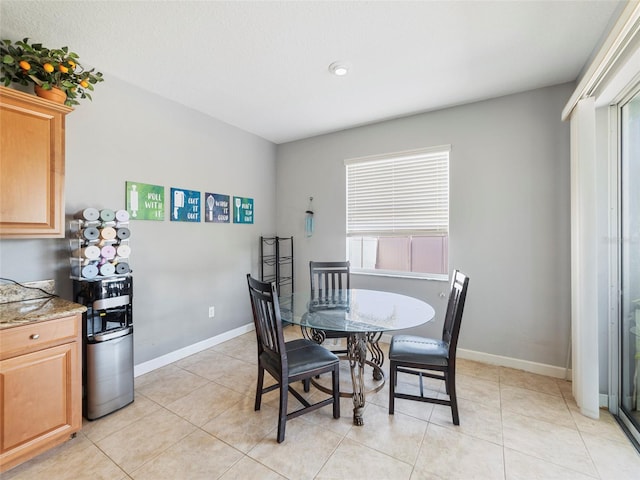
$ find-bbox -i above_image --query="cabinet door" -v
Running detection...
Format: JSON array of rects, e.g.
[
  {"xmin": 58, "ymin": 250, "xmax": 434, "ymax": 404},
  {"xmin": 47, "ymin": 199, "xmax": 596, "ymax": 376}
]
[
  {"xmin": 0, "ymin": 341, "xmax": 81, "ymax": 471},
  {"xmin": 0, "ymin": 87, "xmax": 71, "ymax": 238}
]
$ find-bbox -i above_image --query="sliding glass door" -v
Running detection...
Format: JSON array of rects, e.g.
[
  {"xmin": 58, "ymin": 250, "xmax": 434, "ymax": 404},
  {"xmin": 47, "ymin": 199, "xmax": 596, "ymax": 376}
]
[{"xmin": 618, "ymin": 87, "xmax": 640, "ymax": 444}]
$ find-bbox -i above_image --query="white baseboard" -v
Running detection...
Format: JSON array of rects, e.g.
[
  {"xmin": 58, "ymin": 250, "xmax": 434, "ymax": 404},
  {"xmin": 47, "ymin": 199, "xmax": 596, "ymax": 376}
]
[
  {"xmin": 133, "ymin": 323, "xmax": 254, "ymax": 377},
  {"xmin": 455, "ymin": 348, "xmax": 573, "ymax": 380},
  {"xmin": 599, "ymin": 393, "xmax": 609, "ymax": 408},
  {"xmin": 135, "ymin": 328, "xmax": 573, "ymax": 382},
  {"xmin": 382, "ymin": 333, "xmax": 573, "ymax": 380}
]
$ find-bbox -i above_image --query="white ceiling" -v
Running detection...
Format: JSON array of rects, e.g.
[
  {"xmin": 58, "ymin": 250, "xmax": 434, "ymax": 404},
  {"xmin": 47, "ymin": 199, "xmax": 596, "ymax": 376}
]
[{"xmin": 0, "ymin": 1, "xmax": 623, "ymax": 144}]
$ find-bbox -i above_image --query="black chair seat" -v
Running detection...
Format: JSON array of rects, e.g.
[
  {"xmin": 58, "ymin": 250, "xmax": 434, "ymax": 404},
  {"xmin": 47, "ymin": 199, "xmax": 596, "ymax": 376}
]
[
  {"xmin": 388, "ymin": 335, "xmax": 449, "ymax": 366},
  {"xmin": 261, "ymin": 341, "xmax": 339, "ymax": 377}
]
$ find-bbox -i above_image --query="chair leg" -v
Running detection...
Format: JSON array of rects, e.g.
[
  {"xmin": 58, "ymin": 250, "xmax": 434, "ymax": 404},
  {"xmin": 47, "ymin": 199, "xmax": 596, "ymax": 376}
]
[
  {"xmin": 255, "ymin": 366, "xmax": 264, "ymax": 411},
  {"xmin": 389, "ymin": 360, "xmax": 396, "ymax": 414},
  {"xmin": 303, "ymin": 378, "xmax": 310, "ymax": 392},
  {"xmin": 448, "ymin": 368, "xmax": 459, "ymax": 425},
  {"xmin": 332, "ymin": 366, "xmax": 340, "ymax": 419},
  {"xmin": 277, "ymin": 380, "xmax": 288, "ymax": 443}
]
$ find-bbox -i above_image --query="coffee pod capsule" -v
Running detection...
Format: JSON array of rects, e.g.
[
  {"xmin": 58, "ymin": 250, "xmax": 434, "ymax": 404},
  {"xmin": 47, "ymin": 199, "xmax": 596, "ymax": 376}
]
[
  {"xmin": 115, "ymin": 262, "xmax": 130, "ymax": 275},
  {"xmin": 100, "ymin": 227, "xmax": 117, "ymax": 240},
  {"xmin": 82, "ymin": 227, "xmax": 100, "ymax": 241},
  {"xmin": 81, "ymin": 264, "xmax": 99, "ymax": 279},
  {"xmin": 99, "ymin": 262, "xmax": 116, "ymax": 276},
  {"xmin": 84, "ymin": 245, "xmax": 101, "ymax": 259},
  {"xmin": 73, "ymin": 245, "xmax": 100, "ymax": 260},
  {"xmin": 100, "ymin": 209, "xmax": 116, "ymax": 222},
  {"xmin": 115, "ymin": 210, "xmax": 130, "ymax": 222},
  {"xmin": 116, "ymin": 244, "xmax": 131, "ymax": 258},
  {"xmin": 75, "ymin": 208, "xmax": 100, "ymax": 221},
  {"xmin": 116, "ymin": 227, "xmax": 131, "ymax": 240},
  {"xmin": 100, "ymin": 245, "xmax": 116, "ymax": 260}
]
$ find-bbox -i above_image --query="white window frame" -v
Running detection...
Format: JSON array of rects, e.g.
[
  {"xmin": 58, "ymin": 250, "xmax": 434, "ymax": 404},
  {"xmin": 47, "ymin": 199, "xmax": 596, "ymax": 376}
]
[{"xmin": 345, "ymin": 145, "xmax": 450, "ymax": 280}]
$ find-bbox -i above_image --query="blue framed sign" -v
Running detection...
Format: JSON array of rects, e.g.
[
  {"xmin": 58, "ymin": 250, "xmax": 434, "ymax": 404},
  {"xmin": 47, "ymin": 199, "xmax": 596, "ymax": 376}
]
[
  {"xmin": 204, "ymin": 193, "xmax": 230, "ymax": 223},
  {"xmin": 233, "ymin": 196, "xmax": 254, "ymax": 224},
  {"xmin": 170, "ymin": 187, "xmax": 200, "ymax": 222}
]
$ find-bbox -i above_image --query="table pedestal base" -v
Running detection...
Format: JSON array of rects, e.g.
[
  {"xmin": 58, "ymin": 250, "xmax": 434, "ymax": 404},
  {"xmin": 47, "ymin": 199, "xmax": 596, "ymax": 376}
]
[
  {"xmin": 348, "ymin": 333, "xmax": 367, "ymax": 426},
  {"xmin": 307, "ymin": 332, "xmax": 385, "ymax": 425},
  {"xmin": 348, "ymin": 332, "xmax": 385, "ymax": 425}
]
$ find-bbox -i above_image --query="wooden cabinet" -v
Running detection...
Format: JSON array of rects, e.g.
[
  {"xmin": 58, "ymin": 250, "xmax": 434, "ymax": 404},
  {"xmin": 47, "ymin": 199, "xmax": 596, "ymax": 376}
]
[
  {"xmin": 0, "ymin": 314, "xmax": 82, "ymax": 472},
  {"xmin": 0, "ymin": 86, "xmax": 72, "ymax": 238}
]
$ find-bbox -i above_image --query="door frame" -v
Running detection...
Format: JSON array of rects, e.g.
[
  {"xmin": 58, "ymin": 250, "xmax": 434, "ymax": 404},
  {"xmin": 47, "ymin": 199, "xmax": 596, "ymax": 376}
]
[{"xmin": 609, "ymin": 82, "xmax": 640, "ymax": 447}]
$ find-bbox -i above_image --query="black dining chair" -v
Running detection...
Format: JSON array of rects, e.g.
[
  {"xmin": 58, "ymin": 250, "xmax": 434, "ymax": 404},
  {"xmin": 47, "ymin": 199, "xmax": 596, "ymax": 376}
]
[
  {"xmin": 302, "ymin": 261, "xmax": 351, "ymax": 355},
  {"xmin": 388, "ymin": 270, "xmax": 469, "ymax": 425},
  {"xmin": 246, "ymin": 274, "xmax": 340, "ymax": 443}
]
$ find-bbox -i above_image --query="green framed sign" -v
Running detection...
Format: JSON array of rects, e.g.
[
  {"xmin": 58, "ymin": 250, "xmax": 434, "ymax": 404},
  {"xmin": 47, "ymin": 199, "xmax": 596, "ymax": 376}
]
[{"xmin": 126, "ymin": 181, "xmax": 164, "ymax": 220}]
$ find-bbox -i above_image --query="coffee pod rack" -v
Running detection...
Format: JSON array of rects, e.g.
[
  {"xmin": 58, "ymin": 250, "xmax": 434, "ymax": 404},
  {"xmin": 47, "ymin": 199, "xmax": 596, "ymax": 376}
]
[{"xmin": 69, "ymin": 208, "xmax": 132, "ymax": 280}]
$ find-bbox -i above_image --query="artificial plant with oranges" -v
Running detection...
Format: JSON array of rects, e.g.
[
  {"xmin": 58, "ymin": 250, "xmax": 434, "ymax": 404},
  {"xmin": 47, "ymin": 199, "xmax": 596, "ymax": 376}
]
[{"xmin": 0, "ymin": 38, "xmax": 104, "ymax": 106}]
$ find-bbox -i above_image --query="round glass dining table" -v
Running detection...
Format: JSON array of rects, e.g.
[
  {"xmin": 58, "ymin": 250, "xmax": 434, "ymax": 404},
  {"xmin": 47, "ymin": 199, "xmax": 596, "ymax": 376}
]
[{"xmin": 279, "ymin": 289, "xmax": 435, "ymax": 425}]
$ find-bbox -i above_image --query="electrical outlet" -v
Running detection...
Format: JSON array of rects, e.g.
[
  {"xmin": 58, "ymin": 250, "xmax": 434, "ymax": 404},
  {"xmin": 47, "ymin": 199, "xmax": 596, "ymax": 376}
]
[{"xmin": 208, "ymin": 306, "xmax": 215, "ymax": 318}]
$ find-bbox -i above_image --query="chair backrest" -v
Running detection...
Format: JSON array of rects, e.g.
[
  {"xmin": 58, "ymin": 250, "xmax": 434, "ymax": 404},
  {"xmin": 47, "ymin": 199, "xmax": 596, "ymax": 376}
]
[
  {"xmin": 442, "ymin": 270, "xmax": 470, "ymax": 359},
  {"xmin": 247, "ymin": 274, "xmax": 287, "ymax": 371},
  {"xmin": 309, "ymin": 261, "xmax": 350, "ymax": 301}
]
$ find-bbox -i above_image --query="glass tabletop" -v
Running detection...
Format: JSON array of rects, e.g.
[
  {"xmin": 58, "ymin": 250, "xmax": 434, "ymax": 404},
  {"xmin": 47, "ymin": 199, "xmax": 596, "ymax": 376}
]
[{"xmin": 279, "ymin": 288, "xmax": 435, "ymax": 333}]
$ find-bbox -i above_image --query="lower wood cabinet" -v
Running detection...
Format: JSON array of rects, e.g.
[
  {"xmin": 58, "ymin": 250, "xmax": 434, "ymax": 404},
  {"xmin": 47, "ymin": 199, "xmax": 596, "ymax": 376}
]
[{"xmin": 0, "ymin": 314, "xmax": 82, "ymax": 472}]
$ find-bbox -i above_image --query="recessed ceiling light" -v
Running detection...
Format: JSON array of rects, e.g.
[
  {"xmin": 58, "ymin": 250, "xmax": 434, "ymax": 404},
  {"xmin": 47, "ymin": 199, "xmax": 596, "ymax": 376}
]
[{"xmin": 329, "ymin": 62, "xmax": 349, "ymax": 76}]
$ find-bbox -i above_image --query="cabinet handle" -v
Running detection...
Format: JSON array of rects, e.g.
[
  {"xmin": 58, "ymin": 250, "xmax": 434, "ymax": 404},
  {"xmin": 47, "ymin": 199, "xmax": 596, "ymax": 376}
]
[{"xmin": 30, "ymin": 334, "xmax": 40, "ymax": 340}]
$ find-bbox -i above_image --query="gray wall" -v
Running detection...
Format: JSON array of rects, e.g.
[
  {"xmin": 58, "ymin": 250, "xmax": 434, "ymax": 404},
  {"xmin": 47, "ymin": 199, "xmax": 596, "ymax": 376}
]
[
  {"xmin": 1, "ymin": 80, "xmax": 573, "ymax": 369},
  {"xmin": 276, "ymin": 83, "xmax": 573, "ymax": 368},
  {"xmin": 0, "ymin": 75, "xmax": 276, "ymax": 364}
]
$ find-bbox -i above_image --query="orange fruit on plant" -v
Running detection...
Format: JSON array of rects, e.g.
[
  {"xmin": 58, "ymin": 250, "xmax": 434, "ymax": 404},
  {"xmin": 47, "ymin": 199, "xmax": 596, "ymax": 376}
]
[
  {"xmin": 68, "ymin": 60, "xmax": 76, "ymax": 69},
  {"xmin": 80, "ymin": 79, "xmax": 89, "ymax": 88},
  {"xmin": 58, "ymin": 64, "xmax": 69, "ymax": 73},
  {"xmin": 19, "ymin": 60, "xmax": 30, "ymax": 70},
  {"xmin": 43, "ymin": 63, "xmax": 54, "ymax": 73}
]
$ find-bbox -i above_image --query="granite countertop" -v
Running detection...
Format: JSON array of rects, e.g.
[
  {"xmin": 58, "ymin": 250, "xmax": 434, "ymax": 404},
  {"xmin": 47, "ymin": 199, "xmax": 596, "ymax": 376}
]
[
  {"xmin": 0, "ymin": 297, "xmax": 86, "ymax": 329},
  {"xmin": 0, "ymin": 280, "xmax": 86, "ymax": 330}
]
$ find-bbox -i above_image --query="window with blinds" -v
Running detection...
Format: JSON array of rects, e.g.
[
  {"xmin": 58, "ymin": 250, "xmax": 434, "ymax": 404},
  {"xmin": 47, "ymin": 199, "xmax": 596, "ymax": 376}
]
[{"xmin": 345, "ymin": 146, "xmax": 450, "ymax": 278}]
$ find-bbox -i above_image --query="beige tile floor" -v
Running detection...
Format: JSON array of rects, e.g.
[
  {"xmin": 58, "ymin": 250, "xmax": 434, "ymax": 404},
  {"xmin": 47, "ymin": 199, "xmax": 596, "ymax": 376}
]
[{"xmin": 4, "ymin": 327, "xmax": 640, "ymax": 480}]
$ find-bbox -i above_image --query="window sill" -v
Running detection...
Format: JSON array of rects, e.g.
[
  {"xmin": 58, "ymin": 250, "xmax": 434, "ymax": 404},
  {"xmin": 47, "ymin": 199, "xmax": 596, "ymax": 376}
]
[{"xmin": 352, "ymin": 270, "xmax": 449, "ymax": 282}]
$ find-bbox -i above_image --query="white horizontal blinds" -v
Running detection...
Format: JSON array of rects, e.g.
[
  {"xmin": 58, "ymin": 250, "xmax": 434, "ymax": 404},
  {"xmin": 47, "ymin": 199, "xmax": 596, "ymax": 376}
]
[{"xmin": 346, "ymin": 147, "xmax": 449, "ymax": 236}]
